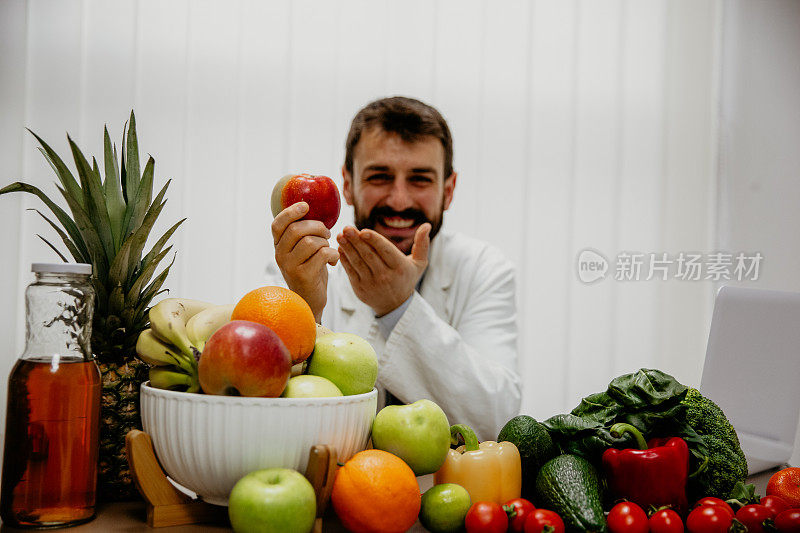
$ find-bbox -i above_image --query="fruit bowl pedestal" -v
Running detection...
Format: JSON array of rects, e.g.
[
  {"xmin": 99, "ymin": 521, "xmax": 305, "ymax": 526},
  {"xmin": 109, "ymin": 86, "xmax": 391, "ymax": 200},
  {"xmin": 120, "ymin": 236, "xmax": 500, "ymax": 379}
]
[{"xmin": 126, "ymin": 430, "xmax": 338, "ymax": 530}]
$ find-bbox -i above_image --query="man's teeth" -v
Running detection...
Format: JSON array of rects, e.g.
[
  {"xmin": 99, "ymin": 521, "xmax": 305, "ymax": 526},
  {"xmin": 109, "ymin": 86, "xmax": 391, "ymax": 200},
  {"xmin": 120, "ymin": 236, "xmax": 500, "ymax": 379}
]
[{"xmin": 383, "ymin": 218, "xmax": 415, "ymax": 229}]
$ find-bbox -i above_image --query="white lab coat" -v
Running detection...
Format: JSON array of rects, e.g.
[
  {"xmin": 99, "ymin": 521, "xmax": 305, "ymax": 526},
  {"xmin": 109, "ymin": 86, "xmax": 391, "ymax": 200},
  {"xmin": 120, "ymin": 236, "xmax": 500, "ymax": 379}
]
[{"xmin": 321, "ymin": 230, "xmax": 522, "ymax": 440}]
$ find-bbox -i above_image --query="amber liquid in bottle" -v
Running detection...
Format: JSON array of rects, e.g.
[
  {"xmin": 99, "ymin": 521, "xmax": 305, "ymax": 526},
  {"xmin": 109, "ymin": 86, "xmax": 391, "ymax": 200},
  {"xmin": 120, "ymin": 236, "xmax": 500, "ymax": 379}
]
[{"xmin": 1, "ymin": 357, "xmax": 101, "ymax": 528}]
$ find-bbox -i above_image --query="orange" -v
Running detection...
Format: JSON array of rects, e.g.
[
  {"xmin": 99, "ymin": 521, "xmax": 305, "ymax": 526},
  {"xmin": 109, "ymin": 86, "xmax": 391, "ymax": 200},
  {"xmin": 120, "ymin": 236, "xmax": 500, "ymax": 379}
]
[
  {"xmin": 767, "ymin": 467, "xmax": 800, "ymax": 507},
  {"xmin": 231, "ymin": 286, "xmax": 316, "ymax": 364},
  {"xmin": 331, "ymin": 449, "xmax": 421, "ymax": 533}
]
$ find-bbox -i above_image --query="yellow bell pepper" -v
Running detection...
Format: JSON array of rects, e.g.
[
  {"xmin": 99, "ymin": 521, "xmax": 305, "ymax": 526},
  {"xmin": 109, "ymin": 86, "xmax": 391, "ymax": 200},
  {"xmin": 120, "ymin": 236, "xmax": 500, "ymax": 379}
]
[{"xmin": 433, "ymin": 424, "xmax": 521, "ymax": 504}]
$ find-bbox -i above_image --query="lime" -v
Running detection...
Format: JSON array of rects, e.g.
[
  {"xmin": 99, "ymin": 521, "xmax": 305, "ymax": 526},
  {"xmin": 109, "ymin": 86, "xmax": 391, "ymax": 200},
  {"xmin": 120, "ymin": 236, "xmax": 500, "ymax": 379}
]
[{"xmin": 419, "ymin": 483, "xmax": 472, "ymax": 533}]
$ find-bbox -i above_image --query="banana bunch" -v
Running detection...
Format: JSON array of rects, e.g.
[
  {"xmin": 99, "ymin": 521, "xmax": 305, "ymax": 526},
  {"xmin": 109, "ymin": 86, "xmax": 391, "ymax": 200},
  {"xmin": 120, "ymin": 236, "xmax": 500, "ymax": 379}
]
[{"xmin": 136, "ymin": 298, "xmax": 234, "ymax": 392}]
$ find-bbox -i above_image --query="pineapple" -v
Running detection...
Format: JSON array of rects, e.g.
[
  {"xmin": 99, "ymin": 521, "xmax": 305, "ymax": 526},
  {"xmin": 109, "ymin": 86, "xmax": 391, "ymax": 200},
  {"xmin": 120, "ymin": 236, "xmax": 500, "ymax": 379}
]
[{"xmin": 0, "ymin": 111, "xmax": 184, "ymax": 501}]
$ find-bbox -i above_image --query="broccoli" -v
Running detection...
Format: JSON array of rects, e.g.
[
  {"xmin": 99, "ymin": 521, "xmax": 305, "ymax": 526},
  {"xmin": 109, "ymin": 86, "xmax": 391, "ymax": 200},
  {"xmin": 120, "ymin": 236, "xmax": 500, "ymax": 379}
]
[{"xmin": 682, "ymin": 387, "xmax": 748, "ymax": 500}]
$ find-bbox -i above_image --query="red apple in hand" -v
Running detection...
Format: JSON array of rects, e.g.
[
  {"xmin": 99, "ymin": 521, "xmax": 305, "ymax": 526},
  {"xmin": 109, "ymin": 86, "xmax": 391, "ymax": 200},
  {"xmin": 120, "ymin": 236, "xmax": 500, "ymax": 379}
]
[
  {"xmin": 198, "ymin": 320, "xmax": 291, "ymax": 397},
  {"xmin": 270, "ymin": 173, "xmax": 341, "ymax": 229}
]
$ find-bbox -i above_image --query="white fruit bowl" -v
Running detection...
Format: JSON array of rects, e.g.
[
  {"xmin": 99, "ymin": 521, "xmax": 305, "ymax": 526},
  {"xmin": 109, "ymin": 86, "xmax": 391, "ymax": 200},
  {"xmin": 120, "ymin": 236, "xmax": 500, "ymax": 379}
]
[{"xmin": 140, "ymin": 382, "xmax": 377, "ymax": 506}]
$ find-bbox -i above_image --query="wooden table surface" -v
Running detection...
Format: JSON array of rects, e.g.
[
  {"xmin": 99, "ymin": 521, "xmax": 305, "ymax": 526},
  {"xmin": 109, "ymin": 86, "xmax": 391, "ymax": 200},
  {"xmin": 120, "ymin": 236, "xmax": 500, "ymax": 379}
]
[
  {"xmin": 0, "ymin": 475, "xmax": 436, "ymax": 532},
  {"xmin": 0, "ymin": 469, "xmax": 783, "ymax": 532}
]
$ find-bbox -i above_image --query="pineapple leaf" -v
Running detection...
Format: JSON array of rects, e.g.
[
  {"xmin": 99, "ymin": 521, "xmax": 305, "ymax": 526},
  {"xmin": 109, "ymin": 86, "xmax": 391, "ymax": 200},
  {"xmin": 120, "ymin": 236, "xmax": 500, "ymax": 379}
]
[
  {"xmin": 126, "ymin": 178, "xmax": 169, "ymax": 280},
  {"xmin": 128, "ymin": 217, "xmax": 185, "ymax": 309},
  {"xmin": 103, "ymin": 126, "xmax": 126, "ymax": 250},
  {"xmin": 109, "ymin": 283, "xmax": 125, "ymax": 316},
  {"xmin": 125, "ymin": 111, "xmax": 141, "ymax": 201},
  {"xmin": 138, "ymin": 156, "xmax": 155, "ymax": 218},
  {"xmin": 139, "ymin": 217, "xmax": 185, "ymax": 282},
  {"xmin": 91, "ymin": 158, "xmax": 104, "ymax": 202},
  {"xmin": 109, "ymin": 187, "xmax": 165, "ymax": 293},
  {"xmin": 107, "ymin": 232, "xmax": 133, "ymax": 295},
  {"xmin": 68, "ymin": 136, "xmax": 115, "ymax": 264},
  {"xmin": 29, "ymin": 150, "xmax": 91, "ymax": 261},
  {"xmin": 56, "ymin": 184, "xmax": 110, "ymax": 286},
  {"xmin": 27, "ymin": 129, "xmax": 84, "ymax": 209},
  {"xmin": 120, "ymin": 306, "xmax": 140, "ymax": 333},
  {"xmin": 93, "ymin": 274, "xmax": 109, "ymax": 318},
  {"xmin": 0, "ymin": 182, "xmax": 89, "ymax": 262},
  {"xmin": 135, "ymin": 253, "xmax": 177, "ymax": 323},
  {"xmin": 36, "ymin": 234, "xmax": 69, "ymax": 262},
  {"xmin": 28, "ymin": 208, "xmax": 88, "ymax": 263},
  {"xmin": 112, "ymin": 183, "xmax": 167, "ymax": 295},
  {"xmin": 122, "ymin": 156, "xmax": 155, "ymax": 241},
  {"xmin": 120, "ymin": 120, "xmax": 129, "ymax": 202},
  {"xmin": 126, "ymin": 245, "xmax": 172, "ymax": 306}
]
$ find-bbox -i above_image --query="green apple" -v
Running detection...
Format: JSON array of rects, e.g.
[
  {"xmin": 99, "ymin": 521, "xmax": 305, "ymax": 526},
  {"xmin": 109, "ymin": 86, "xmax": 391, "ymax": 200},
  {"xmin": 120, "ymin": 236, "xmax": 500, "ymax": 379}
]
[
  {"xmin": 371, "ymin": 399, "xmax": 450, "ymax": 475},
  {"xmin": 281, "ymin": 375, "xmax": 343, "ymax": 398},
  {"xmin": 228, "ymin": 468, "xmax": 316, "ymax": 533},
  {"xmin": 419, "ymin": 483, "xmax": 472, "ymax": 533},
  {"xmin": 306, "ymin": 333, "xmax": 377, "ymax": 395}
]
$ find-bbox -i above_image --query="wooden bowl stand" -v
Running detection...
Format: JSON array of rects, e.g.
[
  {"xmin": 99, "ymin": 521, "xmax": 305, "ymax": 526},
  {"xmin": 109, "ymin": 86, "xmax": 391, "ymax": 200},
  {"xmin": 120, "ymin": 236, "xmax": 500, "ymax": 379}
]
[{"xmin": 125, "ymin": 429, "xmax": 338, "ymax": 531}]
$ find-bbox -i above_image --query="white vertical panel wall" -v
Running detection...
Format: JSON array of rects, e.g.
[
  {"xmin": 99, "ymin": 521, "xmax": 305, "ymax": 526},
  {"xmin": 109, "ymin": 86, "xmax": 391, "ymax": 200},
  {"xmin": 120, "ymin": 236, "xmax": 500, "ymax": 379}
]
[
  {"xmin": 566, "ymin": 0, "xmax": 622, "ymax": 406},
  {"xmin": 0, "ymin": 1, "xmax": 722, "ymax": 434},
  {"xmin": 716, "ymin": 0, "xmax": 800, "ymax": 464},
  {"xmin": 0, "ymin": 0, "xmax": 27, "ymax": 422}
]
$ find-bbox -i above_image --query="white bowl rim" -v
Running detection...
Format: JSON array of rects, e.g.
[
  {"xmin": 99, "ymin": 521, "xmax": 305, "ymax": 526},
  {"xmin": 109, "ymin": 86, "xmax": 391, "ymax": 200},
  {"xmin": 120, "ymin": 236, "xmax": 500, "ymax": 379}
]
[{"xmin": 141, "ymin": 381, "xmax": 378, "ymax": 406}]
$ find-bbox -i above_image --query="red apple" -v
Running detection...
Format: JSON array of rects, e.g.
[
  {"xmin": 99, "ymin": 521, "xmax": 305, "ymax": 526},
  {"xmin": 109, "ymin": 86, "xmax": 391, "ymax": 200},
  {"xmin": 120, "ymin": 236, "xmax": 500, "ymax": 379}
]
[
  {"xmin": 198, "ymin": 320, "xmax": 291, "ymax": 397},
  {"xmin": 270, "ymin": 173, "xmax": 341, "ymax": 229}
]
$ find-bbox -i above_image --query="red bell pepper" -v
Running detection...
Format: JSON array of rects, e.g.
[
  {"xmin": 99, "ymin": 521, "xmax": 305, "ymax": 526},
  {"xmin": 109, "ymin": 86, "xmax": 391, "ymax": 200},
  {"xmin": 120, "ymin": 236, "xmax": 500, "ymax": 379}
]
[{"xmin": 602, "ymin": 423, "xmax": 690, "ymax": 515}]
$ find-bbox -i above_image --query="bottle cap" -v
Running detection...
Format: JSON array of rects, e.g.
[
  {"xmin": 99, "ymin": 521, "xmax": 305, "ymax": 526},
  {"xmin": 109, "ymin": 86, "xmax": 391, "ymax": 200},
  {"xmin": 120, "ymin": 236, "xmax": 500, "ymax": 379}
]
[{"xmin": 31, "ymin": 263, "xmax": 93, "ymax": 275}]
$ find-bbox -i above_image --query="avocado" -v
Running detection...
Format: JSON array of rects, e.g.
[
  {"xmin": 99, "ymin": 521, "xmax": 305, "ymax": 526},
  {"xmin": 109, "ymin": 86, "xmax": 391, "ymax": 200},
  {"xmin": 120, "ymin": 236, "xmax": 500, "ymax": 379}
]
[
  {"xmin": 498, "ymin": 415, "xmax": 558, "ymax": 499},
  {"xmin": 534, "ymin": 454, "xmax": 607, "ymax": 533}
]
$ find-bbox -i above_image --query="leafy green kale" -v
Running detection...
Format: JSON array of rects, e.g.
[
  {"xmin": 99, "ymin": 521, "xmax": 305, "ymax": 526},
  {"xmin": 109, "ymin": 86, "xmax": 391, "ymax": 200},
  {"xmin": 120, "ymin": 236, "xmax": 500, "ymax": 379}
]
[{"xmin": 542, "ymin": 369, "xmax": 747, "ymax": 500}]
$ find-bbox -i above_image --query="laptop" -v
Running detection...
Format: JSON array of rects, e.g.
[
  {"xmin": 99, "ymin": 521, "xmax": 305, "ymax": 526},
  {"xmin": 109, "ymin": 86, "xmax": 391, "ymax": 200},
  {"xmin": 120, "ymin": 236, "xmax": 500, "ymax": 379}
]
[{"xmin": 700, "ymin": 285, "xmax": 800, "ymax": 474}]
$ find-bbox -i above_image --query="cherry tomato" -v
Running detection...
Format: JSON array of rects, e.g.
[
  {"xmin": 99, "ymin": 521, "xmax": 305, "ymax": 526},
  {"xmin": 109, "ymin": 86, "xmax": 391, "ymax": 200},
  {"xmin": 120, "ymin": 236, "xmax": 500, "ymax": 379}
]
[
  {"xmin": 736, "ymin": 504, "xmax": 775, "ymax": 533},
  {"xmin": 650, "ymin": 508, "xmax": 684, "ymax": 533},
  {"xmin": 775, "ymin": 509, "xmax": 800, "ymax": 533},
  {"xmin": 504, "ymin": 498, "xmax": 536, "ymax": 533},
  {"xmin": 687, "ymin": 505, "xmax": 734, "ymax": 533},
  {"xmin": 524, "ymin": 508, "xmax": 566, "ymax": 533},
  {"xmin": 607, "ymin": 502, "xmax": 649, "ymax": 533},
  {"xmin": 767, "ymin": 467, "xmax": 800, "ymax": 508},
  {"xmin": 465, "ymin": 501, "xmax": 508, "ymax": 533},
  {"xmin": 693, "ymin": 497, "xmax": 735, "ymax": 518},
  {"xmin": 761, "ymin": 495, "xmax": 792, "ymax": 517}
]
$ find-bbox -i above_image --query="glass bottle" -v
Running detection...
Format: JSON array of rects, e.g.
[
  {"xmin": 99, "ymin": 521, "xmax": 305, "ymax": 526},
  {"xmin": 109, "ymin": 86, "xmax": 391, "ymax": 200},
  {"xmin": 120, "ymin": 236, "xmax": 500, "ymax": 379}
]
[{"xmin": 1, "ymin": 263, "xmax": 100, "ymax": 528}]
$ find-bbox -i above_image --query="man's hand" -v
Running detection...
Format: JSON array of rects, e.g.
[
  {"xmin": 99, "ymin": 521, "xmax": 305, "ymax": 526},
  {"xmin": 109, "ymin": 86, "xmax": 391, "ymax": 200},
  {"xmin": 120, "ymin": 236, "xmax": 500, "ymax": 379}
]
[
  {"xmin": 336, "ymin": 223, "xmax": 431, "ymax": 317},
  {"xmin": 271, "ymin": 202, "xmax": 339, "ymax": 322}
]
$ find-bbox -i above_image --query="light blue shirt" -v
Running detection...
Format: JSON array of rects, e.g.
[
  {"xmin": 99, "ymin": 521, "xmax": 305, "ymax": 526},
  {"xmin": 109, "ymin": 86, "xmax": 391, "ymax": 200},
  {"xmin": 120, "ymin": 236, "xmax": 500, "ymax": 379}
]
[{"xmin": 376, "ymin": 273, "xmax": 425, "ymax": 339}]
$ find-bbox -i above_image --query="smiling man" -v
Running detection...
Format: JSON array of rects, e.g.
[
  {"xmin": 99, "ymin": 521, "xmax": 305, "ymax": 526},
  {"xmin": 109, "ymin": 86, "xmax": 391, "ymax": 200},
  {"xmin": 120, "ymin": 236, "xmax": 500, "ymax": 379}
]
[{"xmin": 271, "ymin": 97, "xmax": 521, "ymax": 439}]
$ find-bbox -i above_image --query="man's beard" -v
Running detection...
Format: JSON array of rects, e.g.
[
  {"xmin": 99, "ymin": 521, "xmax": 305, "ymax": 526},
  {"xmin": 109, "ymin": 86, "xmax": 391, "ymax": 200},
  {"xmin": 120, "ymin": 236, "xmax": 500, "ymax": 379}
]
[{"xmin": 353, "ymin": 201, "xmax": 444, "ymax": 255}]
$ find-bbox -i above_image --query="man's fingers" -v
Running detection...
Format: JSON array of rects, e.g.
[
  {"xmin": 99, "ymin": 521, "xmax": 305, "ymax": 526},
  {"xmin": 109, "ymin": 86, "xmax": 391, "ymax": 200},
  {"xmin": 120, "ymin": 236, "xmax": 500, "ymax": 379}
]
[
  {"xmin": 411, "ymin": 223, "xmax": 432, "ymax": 263},
  {"xmin": 291, "ymin": 235, "xmax": 333, "ymax": 265},
  {"xmin": 275, "ymin": 219, "xmax": 331, "ymax": 257},
  {"xmin": 339, "ymin": 249, "xmax": 360, "ymax": 283},
  {"xmin": 336, "ymin": 233, "xmax": 371, "ymax": 277},
  {"xmin": 343, "ymin": 226, "xmax": 389, "ymax": 270},
  {"xmin": 324, "ymin": 247, "xmax": 340, "ymax": 266},
  {"xmin": 359, "ymin": 229, "xmax": 402, "ymax": 269},
  {"xmin": 271, "ymin": 202, "xmax": 309, "ymax": 244},
  {"xmin": 302, "ymin": 246, "xmax": 340, "ymax": 273}
]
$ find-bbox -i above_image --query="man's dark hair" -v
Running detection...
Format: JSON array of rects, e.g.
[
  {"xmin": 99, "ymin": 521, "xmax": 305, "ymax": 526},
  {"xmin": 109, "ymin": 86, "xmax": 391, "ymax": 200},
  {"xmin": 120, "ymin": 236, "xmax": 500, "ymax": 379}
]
[{"xmin": 344, "ymin": 96, "xmax": 454, "ymax": 178}]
